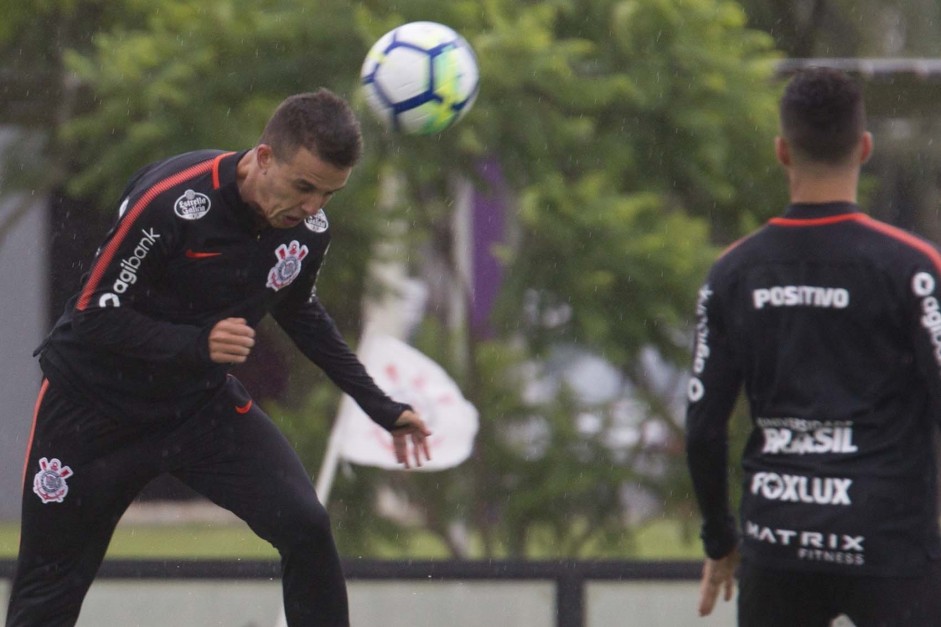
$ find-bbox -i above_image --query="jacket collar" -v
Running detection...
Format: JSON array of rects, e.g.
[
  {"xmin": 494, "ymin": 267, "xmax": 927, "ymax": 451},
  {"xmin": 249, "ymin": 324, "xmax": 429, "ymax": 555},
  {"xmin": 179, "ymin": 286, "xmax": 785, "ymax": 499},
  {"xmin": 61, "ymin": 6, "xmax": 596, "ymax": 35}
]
[
  {"xmin": 781, "ymin": 201, "xmax": 861, "ymax": 220},
  {"xmin": 215, "ymin": 150, "xmax": 268, "ymax": 232}
]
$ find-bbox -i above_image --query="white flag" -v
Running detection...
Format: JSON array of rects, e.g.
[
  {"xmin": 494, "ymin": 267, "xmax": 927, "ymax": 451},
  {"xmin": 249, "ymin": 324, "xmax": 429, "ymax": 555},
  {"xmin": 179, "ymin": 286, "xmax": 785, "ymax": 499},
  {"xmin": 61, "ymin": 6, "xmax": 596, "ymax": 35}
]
[{"xmin": 338, "ymin": 333, "xmax": 479, "ymax": 470}]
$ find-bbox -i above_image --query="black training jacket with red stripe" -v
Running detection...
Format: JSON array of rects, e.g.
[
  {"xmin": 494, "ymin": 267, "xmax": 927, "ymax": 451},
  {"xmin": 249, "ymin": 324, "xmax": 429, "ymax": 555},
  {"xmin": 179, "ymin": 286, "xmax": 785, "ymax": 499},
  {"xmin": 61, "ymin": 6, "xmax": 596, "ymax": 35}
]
[
  {"xmin": 37, "ymin": 149, "xmax": 409, "ymax": 430},
  {"xmin": 686, "ymin": 202, "xmax": 941, "ymax": 577}
]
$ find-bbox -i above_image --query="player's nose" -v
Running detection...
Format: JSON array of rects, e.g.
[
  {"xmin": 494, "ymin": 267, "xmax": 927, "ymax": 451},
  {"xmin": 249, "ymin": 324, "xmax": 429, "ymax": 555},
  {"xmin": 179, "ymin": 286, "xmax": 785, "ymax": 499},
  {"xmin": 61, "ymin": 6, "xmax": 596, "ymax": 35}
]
[{"xmin": 301, "ymin": 199, "xmax": 322, "ymax": 216}]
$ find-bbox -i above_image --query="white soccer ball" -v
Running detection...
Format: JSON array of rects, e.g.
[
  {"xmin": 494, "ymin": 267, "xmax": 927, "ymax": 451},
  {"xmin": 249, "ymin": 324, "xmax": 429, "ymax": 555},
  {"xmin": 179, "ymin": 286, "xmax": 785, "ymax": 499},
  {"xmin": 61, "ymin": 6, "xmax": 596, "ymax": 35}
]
[{"xmin": 360, "ymin": 21, "xmax": 480, "ymax": 135}]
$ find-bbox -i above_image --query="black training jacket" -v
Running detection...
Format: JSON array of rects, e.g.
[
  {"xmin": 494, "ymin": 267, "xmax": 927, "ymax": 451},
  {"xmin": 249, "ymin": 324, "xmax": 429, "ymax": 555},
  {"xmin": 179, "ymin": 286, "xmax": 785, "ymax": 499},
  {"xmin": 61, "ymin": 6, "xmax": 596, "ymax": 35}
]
[
  {"xmin": 37, "ymin": 149, "xmax": 409, "ymax": 429},
  {"xmin": 686, "ymin": 202, "xmax": 941, "ymax": 576}
]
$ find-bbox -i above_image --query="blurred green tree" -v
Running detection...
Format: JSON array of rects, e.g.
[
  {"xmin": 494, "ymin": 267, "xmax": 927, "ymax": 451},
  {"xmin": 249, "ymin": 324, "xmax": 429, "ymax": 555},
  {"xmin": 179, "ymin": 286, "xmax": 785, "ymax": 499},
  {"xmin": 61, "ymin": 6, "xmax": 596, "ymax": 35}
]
[{"xmin": 345, "ymin": 0, "xmax": 782, "ymax": 556}]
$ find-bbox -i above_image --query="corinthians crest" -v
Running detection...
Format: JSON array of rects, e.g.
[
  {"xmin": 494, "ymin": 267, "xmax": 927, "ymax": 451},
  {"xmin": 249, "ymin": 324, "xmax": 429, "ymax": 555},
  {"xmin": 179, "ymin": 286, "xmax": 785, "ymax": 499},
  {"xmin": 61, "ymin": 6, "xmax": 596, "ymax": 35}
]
[
  {"xmin": 266, "ymin": 240, "xmax": 309, "ymax": 291},
  {"xmin": 32, "ymin": 457, "xmax": 74, "ymax": 504}
]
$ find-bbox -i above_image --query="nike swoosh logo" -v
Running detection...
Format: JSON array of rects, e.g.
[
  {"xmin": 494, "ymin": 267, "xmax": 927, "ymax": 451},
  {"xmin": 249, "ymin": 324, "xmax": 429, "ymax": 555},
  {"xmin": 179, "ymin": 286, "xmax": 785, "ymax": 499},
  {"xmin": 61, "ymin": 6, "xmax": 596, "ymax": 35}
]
[
  {"xmin": 235, "ymin": 400, "xmax": 253, "ymax": 414},
  {"xmin": 185, "ymin": 249, "xmax": 222, "ymax": 259}
]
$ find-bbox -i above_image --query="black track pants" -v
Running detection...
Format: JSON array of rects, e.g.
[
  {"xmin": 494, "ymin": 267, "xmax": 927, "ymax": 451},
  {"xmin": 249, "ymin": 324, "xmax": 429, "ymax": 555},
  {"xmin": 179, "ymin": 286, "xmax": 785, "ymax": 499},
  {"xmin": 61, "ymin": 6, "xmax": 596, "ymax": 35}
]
[
  {"xmin": 738, "ymin": 560, "xmax": 941, "ymax": 627},
  {"xmin": 6, "ymin": 376, "xmax": 349, "ymax": 627}
]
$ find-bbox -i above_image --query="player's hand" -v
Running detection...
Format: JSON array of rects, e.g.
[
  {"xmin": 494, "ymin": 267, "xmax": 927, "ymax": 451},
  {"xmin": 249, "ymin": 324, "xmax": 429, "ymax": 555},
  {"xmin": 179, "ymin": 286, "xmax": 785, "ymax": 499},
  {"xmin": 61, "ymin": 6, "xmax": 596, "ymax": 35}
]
[
  {"xmin": 208, "ymin": 318, "xmax": 256, "ymax": 364},
  {"xmin": 698, "ymin": 547, "xmax": 739, "ymax": 617},
  {"xmin": 390, "ymin": 410, "xmax": 431, "ymax": 469}
]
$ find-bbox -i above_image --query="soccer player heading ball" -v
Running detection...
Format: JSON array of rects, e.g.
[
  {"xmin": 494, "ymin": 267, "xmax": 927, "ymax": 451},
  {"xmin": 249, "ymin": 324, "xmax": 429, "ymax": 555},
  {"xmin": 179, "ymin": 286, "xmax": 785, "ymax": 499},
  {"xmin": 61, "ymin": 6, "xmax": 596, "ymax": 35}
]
[{"xmin": 8, "ymin": 89, "xmax": 431, "ymax": 627}]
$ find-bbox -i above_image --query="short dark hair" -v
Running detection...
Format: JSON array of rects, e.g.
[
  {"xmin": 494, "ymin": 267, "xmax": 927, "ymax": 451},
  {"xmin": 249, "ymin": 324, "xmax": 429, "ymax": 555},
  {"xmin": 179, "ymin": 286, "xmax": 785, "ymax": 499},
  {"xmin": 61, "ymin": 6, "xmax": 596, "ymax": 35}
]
[
  {"xmin": 259, "ymin": 89, "xmax": 363, "ymax": 168},
  {"xmin": 779, "ymin": 67, "xmax": 866, "ymax": 165}
]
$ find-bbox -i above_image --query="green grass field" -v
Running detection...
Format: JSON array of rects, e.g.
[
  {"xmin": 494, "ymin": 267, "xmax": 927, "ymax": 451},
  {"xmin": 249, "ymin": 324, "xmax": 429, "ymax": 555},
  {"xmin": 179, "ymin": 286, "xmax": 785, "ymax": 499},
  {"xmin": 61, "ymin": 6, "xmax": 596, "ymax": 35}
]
[
  {"xmin": 0, "ymin": 516, "xmax": 702, "ymax": 560},
  {"xmin": 0, "ymin": 521, "xmax": 279, "ymax": 559}
]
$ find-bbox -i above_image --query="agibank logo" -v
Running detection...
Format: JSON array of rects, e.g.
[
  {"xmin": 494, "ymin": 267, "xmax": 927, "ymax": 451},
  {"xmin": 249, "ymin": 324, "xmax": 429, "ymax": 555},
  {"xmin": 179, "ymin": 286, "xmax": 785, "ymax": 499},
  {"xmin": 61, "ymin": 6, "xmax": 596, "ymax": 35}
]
[
  {"xmin": 914, "ymin": 271, "xmax": 941, "ymax": 374},
  {"xmin": 94, "ymin": 227, "xmax": 161, "ymax": 309},
  {"xmin": 687, "ymin": 284, "xmax": 713, "ymax": 403},
  {"xmin": 113, "ymin": 228, "xmax": 161, "ymax": 294}
]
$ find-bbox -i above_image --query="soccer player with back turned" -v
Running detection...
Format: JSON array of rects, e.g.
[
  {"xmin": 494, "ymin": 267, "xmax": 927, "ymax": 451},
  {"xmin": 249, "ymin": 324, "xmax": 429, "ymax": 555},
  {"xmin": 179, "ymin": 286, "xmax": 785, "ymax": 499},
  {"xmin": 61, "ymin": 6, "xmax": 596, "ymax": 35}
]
[
  {"xmin": 686, "ymin": 67, "xmax": 941, "ymax": 626},
  {"xmin": 7, "ymin": 89, "xmax": 431, "ymax": 627}
]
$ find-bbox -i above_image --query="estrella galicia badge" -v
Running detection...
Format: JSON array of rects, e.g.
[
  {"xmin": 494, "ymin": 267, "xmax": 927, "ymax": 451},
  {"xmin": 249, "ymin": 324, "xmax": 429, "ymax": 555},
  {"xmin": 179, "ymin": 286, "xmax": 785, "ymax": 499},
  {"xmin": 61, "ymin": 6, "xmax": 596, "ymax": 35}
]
[
  {"xmin": 32, "ymin": 457, "xmax": 73, "ymax": 504},
  {"xmin": 305, "ymin": 209, "xmax": 329, "ymax": 233},
  {"xmin": 266, "ymin": 240, "xmax": 309, "ymax": 291},
  {"xmin": 173, "ymin": 189, "xmax": 212, "ymax": 220}
]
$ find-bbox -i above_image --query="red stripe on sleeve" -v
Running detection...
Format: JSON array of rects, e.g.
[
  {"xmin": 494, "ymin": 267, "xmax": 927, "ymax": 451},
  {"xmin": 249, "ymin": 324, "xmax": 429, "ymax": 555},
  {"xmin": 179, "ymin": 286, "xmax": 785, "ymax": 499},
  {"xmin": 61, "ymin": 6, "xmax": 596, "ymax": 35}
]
[
  {"xmin": 857, "ymin": 215, "xmax": 941, "ymax": 274},
  {"xmin": 76, "ymin": 158, "xmax": 216, "ymax": 311},
  {"xmin": 715, "ymin": 234, "xmax": 750, "ymax": 260},
  {"xmin": 769, "ymin": 212, "xmax": 941, "ymax": 273}
]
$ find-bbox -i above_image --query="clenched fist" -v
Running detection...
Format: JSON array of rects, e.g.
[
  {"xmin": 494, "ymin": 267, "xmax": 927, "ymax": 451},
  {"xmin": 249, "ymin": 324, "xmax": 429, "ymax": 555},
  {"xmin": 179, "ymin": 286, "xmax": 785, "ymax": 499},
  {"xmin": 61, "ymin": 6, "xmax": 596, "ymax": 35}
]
[{"xmin": 208, "ymin": 317, "xmax": 256, "ymax": 364}]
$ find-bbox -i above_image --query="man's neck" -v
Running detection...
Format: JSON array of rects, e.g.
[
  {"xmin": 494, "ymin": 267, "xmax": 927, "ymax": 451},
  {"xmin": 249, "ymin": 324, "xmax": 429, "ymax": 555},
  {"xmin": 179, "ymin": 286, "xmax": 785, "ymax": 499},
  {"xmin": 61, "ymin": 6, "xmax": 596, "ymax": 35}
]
[{"xmin": 788, "ymin": 168, "xmax": 858, "ymax": 204}]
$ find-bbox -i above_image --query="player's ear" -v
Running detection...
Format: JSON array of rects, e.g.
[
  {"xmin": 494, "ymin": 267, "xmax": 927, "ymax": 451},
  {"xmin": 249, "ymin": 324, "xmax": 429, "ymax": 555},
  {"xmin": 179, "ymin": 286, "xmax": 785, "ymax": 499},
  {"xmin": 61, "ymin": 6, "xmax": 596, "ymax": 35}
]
[
  {"xmin": 255, "ymin": 144, "xmax": 274, "ymax": 171},
  {"xmin": 859, "ymin": 132, "xmax": 873, "ymax": 164},
  {"xmin": 775, "ymin": 136, "xmax": 791, "ymax": 167}
]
